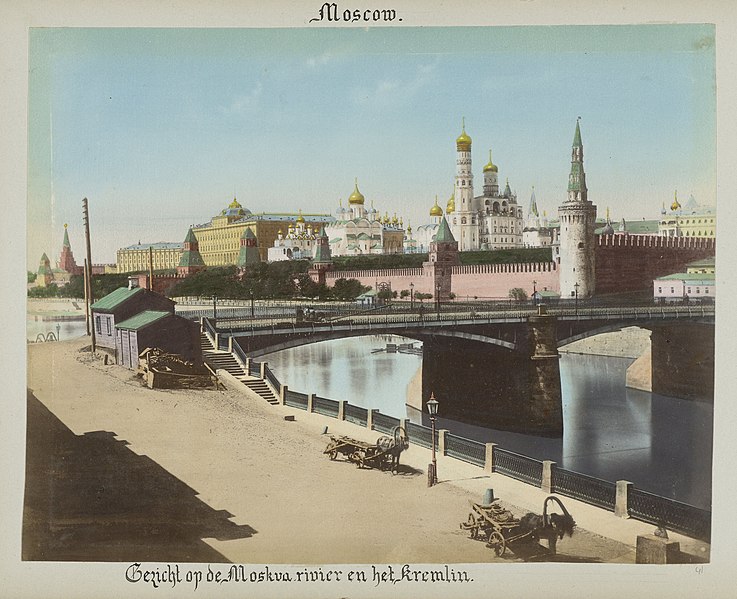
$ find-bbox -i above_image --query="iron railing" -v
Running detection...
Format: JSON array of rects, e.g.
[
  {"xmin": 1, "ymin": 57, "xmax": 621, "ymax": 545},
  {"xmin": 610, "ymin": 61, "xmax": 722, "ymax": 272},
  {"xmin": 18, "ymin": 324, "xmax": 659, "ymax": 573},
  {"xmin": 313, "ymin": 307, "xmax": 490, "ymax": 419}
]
[
  {"xmin": 445, "ymin": 433, "xmax": 486, "ymax": 467},
  {"xmin": 493, "ymin": 447, "xmax": 544, "ymax": 486},
  {"xmin": 248, "ymin": 360, "xmax": 261, "ymax": 378},
  {"xmin": 263, "ymin": 365, "xmax": 281, "ymax": 393},
  {"xmin": 628, "ymin": 488, "xmax": 711, "ymax": 542},
  {"xmin": 232, "ymin": 338, "xmax": 248, "ymax": 368},
  {"xmin": 406, "ymin": 421, "xmax": 434, "ymax": 449},
  {"xmin": 372, "ymin": 412, "xmax": 400, "ymax": 435},
  {"xmin": 344, "ymin": 403, "xmax": 368, "ymax": 426},
  {"xmin": 551, "ymin": 466, "xmax": 617, "ymax": 511},
  {"xmin": 284, "ymin": 389, "xmax": 309, "ymax": 409},
  {"xmin": 313, "ymin": 395, "xmax": 340, "ymax": 418}
]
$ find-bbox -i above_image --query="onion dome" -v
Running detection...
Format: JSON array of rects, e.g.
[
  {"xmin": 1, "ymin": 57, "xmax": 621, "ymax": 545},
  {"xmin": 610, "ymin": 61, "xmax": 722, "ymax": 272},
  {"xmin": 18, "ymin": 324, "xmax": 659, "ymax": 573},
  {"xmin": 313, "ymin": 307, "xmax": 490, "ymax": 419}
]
[
  {"xmin": 483, "ymin": 149, "xmax": 498, "ymax": 173},
  {"xmin": 348, "ymin": 178, "xmax": 365, "ymax": 205},
  {"xmin": 430, "ymin": 195, "xmax": 443, "ymax": 217},
  {"xmin": 456, "ymin": 117, "xmax": 472, "ymax": 151},
  {"xmin": 391, "ymin": 213, "xmax": 399, "ymax": 225},
  {"xmin": 296, "ymin": 209, "xmax": 305, "ymax": 224},
  {"xmin": 670, "ymin": 190, "xmax": 681, "ymax": 212},
  {"xmin": 446, "ymin": 191, "xmax": 456, "ymax": 214},
  {"xmin": 407, "ymin": 221, "xmax": 413, "ymax": 234},
  {"xmin": 602, "ymin": 209, "xmax": 614, "ymax": 235}
]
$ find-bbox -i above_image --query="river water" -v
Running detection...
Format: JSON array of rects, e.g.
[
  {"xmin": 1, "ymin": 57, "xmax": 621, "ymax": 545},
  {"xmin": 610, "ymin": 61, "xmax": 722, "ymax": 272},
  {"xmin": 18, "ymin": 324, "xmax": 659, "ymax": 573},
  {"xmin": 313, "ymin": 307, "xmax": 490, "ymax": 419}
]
[{"xmin": 262, "ymin": 334, "xmax": 713, "ymax": 510}]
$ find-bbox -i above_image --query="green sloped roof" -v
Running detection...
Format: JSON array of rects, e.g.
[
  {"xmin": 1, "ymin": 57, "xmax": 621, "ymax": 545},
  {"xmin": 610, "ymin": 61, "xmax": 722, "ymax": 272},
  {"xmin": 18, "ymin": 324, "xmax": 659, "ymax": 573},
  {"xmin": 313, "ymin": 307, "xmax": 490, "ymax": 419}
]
[
  {"xmin": 656, "ymin": 272, "xmax": 715, "ymax": 282},
  {"xmin": 178, "ymin": 250, "xmax": 205, "ymax": 267},
  {"xmin": 116, "ymin": 310, "xmax": 171, "ymax": 331},
  {"xmin": 435, "ymin": 217, "xmax": 455, "ymax": 243},
  {"xmin": 623, "ymin": 220, "xmax": 660, "ymax": 234},
  {"xmin": 91, "ymin": 286, "xmax": 143, "ymax": 310},
  {"xmin": 183, "ymin": 228, "xmax": 198, "ymax": 243}
]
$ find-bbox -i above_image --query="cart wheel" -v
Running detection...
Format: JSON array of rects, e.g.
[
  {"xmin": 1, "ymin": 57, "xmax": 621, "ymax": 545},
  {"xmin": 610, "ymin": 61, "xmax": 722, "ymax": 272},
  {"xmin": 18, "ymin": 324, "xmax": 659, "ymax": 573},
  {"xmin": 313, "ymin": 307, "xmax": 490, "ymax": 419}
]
[
  {"xmin": 487, "ymin": 530, "xmax": 506, "ymax": 557},
  {"xmin": 351, "ymin": 451, "xmax": 365, "ymax": 468},
  {"xmin": 464, "ymin": 513, "xmax": 479, "ymax": 539},
  {"xmin": 328, "ymin": 449, "xmax": 338, "ymax": 460}
]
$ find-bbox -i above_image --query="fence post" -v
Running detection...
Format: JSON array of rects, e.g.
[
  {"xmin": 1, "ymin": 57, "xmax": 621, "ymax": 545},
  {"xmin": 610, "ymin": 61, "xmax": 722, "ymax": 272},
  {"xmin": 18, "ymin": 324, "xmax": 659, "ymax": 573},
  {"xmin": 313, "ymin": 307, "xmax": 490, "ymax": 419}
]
[
  {"xmin": 367, "ymin": 409, "xmax": 379, "ymax": 430},
  {"xmin": 307, "ymin": 393, "xmax": 314, "ymax": 413},
  {"xmin": 615, "ymin": 480, "xmax": 633, "ymax": 518},
  {"xmin": 279, "ymin": 384, "xmax": 288, "ymax": 406},
  {"xmin": 245, "ymin": 357, "xmax": 251, "ymax": 374},
  {"xmin": 542, "ymin": 461, "xmax": 556, "ymax": 493},
  {"xmin": 438, "ymin": 429, "xmax": 448, "ymax": 456},
  {"xmin": 484, "ymin": 443, "xmax": 497, "ymax": 474},
  {"xmin": 228, "ymin": 336, "xmax": 233, "ymax": 353},
  {"xmin": 260, "ymin": 361, "xmax": 267, "ymax": 380},
  {"xmin": 200, "ymin": 316, "xmax": 204, "ymax": 332},
  {"xmin": 338, "ymin": 401, "xmax": 346, "ymax": 421},
  {"xmin": 214, "ymin": 332, "xmax": 220, "ymax": 350}
]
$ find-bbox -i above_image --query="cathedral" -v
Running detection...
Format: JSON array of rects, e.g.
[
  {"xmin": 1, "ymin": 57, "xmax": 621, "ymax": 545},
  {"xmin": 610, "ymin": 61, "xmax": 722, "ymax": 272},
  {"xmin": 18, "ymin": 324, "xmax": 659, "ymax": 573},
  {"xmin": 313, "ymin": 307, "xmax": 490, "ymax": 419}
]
[{"xmin": 446, "ymin": 120, "xmax": 524, "ymax": 251}]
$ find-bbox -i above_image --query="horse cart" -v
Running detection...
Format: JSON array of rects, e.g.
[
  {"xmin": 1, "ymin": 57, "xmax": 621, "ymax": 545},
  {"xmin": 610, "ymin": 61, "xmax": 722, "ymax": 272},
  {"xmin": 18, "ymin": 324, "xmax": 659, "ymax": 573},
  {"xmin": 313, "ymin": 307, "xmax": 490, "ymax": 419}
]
[
  {"xmin": 460, "ymin": 495, "xmax": 576, "ymax": 557},
  {"xmin": 323, "ymin": 426, "xmax": 409, "ymax": 473}
]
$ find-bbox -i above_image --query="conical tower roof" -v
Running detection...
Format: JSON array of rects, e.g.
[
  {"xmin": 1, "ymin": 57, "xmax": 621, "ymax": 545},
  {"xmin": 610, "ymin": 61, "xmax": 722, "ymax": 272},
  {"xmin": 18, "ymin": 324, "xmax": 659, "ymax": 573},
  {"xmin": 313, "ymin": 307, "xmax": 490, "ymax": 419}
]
[
  {"xmin": 63, "ymin": 224, "xmax": 71, "ymax": 248},
  {"xmin": 435, "ymin": 216, "xmax": 455, "ymax": 243},
  {"xmin": 573, "ymin": 118, "xmax": 582, "ymax": 147}
]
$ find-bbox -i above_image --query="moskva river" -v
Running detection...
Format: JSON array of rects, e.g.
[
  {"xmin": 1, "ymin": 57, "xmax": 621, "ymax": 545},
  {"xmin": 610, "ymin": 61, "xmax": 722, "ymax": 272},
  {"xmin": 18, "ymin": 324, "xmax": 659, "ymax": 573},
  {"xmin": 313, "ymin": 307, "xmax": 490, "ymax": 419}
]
[{"xmin": 262, "ymin": 334, "xmax": 712, "ymax": 510}]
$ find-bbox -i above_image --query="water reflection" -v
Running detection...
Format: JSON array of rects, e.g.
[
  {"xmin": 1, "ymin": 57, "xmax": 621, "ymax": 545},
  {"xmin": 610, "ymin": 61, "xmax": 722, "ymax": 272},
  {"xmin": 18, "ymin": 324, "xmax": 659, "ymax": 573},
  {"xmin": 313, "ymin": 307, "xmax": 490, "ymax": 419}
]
[
  {"xmin": 263, "ymin": 335, "xmax": 712, "ymax": 509},
  {"xmin": 263, "ymin": 335, "xmax": 422, "ymax": 418},
  {"xmin": 26, "ymin": 317, "xmax": 88, "ymax": 342}
]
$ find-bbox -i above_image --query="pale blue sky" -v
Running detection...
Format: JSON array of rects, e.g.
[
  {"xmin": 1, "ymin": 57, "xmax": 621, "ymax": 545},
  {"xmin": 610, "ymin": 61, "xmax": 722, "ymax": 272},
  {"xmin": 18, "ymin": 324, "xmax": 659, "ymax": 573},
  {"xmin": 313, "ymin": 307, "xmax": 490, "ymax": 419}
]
[{"xmin": 28, "ymin": 25, "xmax": 715, "ymax": 264}]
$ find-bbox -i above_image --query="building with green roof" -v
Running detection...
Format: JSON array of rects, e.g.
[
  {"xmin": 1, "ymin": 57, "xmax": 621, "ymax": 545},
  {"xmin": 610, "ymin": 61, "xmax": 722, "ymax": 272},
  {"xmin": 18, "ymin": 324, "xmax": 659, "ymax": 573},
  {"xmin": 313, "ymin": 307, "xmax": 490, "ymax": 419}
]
[
  {"xmin": 115, "ymin": 310, "xmax": 200, "ymax": 369},
  {"xmin": 90, "ymin": 285, "xmax": 175, "ymax": 350}
]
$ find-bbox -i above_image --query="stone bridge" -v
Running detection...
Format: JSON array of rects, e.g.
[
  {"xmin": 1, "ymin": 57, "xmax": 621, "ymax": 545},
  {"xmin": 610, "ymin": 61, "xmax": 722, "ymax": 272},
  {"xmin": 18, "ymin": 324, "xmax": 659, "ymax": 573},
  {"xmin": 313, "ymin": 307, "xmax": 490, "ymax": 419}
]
[{"xmin": 208, "ymin": 305, "xmax": 714, "ymax": 437}]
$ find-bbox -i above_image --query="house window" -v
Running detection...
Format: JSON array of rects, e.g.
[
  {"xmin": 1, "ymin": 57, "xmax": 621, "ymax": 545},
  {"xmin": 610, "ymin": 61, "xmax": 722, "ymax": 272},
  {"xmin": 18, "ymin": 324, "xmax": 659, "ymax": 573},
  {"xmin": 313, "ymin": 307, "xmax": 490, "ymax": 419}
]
[
  {"xmin": 106, "ymin": 318, "xmax": 111, "ymax": 335},
  {"xmin": 705, "ymin": 287, "xmax": 710, "ymax": 294},
  {"xmin": 687, "ymin": 288, "xmax": 691, "ymax": 294},
  {"xmin": 95, "ymin": 316, "xmax": 102, "ymax": 335},
  {"xmin": 658, "ymin": 287, "xmax": 662, "ymax": 293},
  {"xmin": 696, "ymin": 287, "xmax": 700, "ymax": 293},
  {"xmin": 671, "ymin": 287, "xmax": 674, "ymax": 293}
]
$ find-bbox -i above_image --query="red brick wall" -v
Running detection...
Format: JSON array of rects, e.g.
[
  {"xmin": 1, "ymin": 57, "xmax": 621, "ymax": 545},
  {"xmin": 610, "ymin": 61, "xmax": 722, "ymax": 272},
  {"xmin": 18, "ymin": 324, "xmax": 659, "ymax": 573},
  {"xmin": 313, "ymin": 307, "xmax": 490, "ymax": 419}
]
[{"xmin": 595, "ymin": 235, "xmax": 715, "ymax": 294}]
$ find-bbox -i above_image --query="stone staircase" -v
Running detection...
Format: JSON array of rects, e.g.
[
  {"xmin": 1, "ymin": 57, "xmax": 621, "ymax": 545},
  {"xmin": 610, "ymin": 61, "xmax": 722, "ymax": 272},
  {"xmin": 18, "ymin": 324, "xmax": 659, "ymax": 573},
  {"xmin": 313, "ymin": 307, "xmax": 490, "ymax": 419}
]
[{"xmin": 200, "ymin": 333, "xmax": 279, "ymax": 405}]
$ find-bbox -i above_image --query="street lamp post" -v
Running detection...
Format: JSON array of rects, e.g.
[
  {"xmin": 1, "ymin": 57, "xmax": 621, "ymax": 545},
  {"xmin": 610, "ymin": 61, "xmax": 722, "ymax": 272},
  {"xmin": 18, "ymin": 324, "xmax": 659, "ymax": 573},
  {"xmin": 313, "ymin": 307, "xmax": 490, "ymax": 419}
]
[
  {"xmin": 435, "ymin": 283, "xmax": 441, "ymax": 319},
  {"xmin": 250, "ymin": 290, "xmax": 255, "ymax": 318},
  {"xmin": 213, "ymin": 294, "xmax": 218, "ymax": 324},
  {"xmin": 533, "ymin": 280, "xmax": 537, "ymax": 305},
  {"xmin": 574, "ymin": 282, "xmax": 579, "ymax": 316},
  {"xmin": 410, "ymin": 282, "xmax": 414, "ymax": 312},
  {"xmin": 427, "ymin": 393, "xmax": 439, "ymax": 487},
  {"xmin": 56, "ymin": 324, "xmax": 61, "ymax": 342}
]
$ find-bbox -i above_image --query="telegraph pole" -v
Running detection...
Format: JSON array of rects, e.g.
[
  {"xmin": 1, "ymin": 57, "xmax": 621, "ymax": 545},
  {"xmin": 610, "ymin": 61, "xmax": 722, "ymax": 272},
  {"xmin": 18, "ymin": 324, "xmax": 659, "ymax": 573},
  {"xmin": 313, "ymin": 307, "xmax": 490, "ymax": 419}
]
[
  {"xmin": 82, "ymin": 198, "xmax": 96, "ymax": 352},
  {"xmin": 148, "ymin": 246, "xmax": 154, "ymax": 290},
  {"xmin": 83, "ymin": 258, "xmax": 90, "ymax": 336}
]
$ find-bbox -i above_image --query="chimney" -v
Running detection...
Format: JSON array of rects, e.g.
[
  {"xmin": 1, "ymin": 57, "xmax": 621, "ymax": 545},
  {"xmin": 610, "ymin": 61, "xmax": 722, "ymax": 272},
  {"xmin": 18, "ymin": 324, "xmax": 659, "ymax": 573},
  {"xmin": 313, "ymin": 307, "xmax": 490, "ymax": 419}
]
[{"xmin": 128, "ymin": 276, "xmax": 140, "ymax": 290}]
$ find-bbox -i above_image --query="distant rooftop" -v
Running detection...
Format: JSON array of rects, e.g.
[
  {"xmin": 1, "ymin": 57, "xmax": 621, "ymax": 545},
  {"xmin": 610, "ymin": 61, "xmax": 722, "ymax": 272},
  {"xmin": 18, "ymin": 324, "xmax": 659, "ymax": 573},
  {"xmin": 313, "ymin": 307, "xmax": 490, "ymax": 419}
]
[{"xmin": 121, "ymin": 242, "xmax": 184, "ymax": 251}]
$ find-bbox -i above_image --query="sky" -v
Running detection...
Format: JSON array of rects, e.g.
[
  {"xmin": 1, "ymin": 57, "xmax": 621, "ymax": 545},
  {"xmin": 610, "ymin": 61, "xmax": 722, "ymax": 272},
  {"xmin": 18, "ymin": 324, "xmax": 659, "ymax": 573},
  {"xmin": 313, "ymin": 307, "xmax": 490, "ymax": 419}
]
[{"xmin": 27, "ymin": 25, "xmax": 716, "ymax": 266}]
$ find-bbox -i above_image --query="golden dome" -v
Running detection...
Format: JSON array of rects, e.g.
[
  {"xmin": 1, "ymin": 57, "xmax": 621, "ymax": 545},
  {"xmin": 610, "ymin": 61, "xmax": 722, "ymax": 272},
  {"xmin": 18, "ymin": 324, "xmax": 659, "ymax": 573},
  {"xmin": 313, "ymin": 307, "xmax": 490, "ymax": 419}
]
[
  {"xmin": 430, "ymin": 195, "xmax": 443, "ymax": 217},
  {"xmin": 229, "ymin": 197, "xmax": 242, "ymax": 209},
  {"xmin": 446, "ymin": 191, "xmax": 456, "ymax": 214},
  {"xmin": 348, "ymin": 178, "xmax": 365, "ymax": 205},
  {"xmin": 670, "ymin": 190, "xmax": 681, "ymax": 212},
  {"xmin": 483, "ymin": 149, "xmax": 498, "ymax": 173},
  {"xmin": 296, "ymin": 209, "xmax": 305, "ymax": 223},
  {"xmin": 456, "ymin": 117, "xmax": 472, "ymax": 150}
]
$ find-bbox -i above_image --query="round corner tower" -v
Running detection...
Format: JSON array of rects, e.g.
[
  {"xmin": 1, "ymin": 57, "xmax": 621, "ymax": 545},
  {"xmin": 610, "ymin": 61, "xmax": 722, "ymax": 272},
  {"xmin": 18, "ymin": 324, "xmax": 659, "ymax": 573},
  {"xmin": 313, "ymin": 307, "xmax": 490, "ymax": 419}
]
[{"xmin": 558, "ymin": 118, "xmax": 597, "ymax": 298}]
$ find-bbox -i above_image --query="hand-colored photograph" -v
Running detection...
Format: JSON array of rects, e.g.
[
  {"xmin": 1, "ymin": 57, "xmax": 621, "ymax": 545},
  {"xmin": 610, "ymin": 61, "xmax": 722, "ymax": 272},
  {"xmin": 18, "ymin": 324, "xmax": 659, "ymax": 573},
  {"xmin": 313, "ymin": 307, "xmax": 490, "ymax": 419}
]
[{"xmin": 23, "ymin": 20, "xmax": 717, "ymax": 585}]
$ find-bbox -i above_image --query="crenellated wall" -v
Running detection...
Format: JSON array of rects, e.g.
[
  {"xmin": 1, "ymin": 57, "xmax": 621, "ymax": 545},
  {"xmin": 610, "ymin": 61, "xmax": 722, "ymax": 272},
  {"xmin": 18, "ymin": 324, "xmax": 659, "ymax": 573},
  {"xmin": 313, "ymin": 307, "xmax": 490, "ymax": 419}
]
[
  {"xmin": 451, "ymin": 262, "xmax": 558, "ymax": 299},
  {"xmin": 595, "ymin": 234, "xmax": 716, "ymax": 294}
]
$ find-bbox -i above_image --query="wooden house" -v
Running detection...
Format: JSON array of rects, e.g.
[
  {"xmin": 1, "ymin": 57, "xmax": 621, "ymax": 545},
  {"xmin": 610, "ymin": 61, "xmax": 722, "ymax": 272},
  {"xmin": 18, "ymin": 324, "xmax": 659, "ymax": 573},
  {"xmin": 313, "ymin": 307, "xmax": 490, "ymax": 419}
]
[
  {"xmin": 115, "ymin": 311, "xmax": 201, "ymax": 369},
  {"xmin": 90, "ymin": 286, "xmax": 175, "ymax": 350}
]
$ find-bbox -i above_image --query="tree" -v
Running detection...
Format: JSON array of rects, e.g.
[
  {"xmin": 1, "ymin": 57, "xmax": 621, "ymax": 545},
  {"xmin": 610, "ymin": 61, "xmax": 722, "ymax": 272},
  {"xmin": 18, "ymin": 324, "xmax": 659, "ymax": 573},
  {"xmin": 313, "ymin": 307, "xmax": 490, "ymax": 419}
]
[
  {"xmin": 399, "ymin": 289, "xmax": 410, "ymax": 299},
  {"xmin": 27, "ymin": 271, "xmax": 37, "ymax": 284},
  {"xmin": 377, "ymin": 289, "xmax": 393, "ymax": 303},
  {"xmin": 331, "ymin": 278, "xmax": 369, "ymax": 301},
  {"xmin": 448, "ymin": 292, "xmax": 456, "ymax": 301},
  {"xmin": 509, "ymin": 287, "xmax": 528, "ymax": 302},
  {"xmin": 414, "ymin": 292, "xmax": 432, "ymax": 302}
]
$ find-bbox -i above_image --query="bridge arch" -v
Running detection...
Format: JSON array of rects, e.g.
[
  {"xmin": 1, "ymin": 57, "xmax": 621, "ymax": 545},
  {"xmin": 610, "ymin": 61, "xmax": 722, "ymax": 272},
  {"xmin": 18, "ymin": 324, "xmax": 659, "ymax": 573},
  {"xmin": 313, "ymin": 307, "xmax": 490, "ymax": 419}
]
[
  {"xmin": 557, "ymin": 323, "xmax": 651, "ymax": 348},
  {"xmin": 233, "ymin": 327, "xmax": 517, "ymax": 358}
]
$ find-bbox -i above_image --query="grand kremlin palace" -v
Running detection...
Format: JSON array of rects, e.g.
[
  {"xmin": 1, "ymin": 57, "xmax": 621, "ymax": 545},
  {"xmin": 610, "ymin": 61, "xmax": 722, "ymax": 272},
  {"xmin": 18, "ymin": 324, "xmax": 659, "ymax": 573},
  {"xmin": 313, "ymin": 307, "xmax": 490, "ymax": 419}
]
[{"xmin": 191, "ymin": 197, "xmax": 332, "ymax": 265}]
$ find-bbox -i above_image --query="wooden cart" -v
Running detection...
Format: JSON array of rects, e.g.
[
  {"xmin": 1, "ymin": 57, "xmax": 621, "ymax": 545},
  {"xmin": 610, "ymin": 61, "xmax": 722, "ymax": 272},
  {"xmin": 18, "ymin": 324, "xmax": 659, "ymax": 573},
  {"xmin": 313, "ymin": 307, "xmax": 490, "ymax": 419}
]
[
  {"xmin": 460, "ymin": 496, "xmax": 576, "ymax": 557},
  {"xmin": 324, "ymin": 427, "xmax": 409, "ymax": 473}
]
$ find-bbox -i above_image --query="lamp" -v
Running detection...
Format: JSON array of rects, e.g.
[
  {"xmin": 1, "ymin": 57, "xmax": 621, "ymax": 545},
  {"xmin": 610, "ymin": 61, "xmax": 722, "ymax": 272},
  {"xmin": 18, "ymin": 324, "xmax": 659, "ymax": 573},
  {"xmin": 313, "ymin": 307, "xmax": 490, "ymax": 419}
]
[{"xmin": 427, "ymin": 392, "xmax": 439, "ymax": 486}]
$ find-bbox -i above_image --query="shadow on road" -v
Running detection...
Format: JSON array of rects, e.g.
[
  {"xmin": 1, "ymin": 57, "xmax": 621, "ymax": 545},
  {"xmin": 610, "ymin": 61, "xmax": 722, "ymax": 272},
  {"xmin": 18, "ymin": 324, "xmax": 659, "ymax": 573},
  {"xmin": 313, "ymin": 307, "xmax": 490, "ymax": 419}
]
[{"xmin": 23, "ymin": 390, "xmax": 256, "ymax": 562}]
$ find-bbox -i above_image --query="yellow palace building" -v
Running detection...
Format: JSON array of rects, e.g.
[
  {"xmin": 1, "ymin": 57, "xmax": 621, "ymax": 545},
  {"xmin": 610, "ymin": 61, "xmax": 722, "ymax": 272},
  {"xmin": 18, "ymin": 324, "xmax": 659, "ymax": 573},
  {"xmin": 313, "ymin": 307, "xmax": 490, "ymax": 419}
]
[{"xmin": 192, "ymin": 197, "xmax": 333, "ymax": 265}]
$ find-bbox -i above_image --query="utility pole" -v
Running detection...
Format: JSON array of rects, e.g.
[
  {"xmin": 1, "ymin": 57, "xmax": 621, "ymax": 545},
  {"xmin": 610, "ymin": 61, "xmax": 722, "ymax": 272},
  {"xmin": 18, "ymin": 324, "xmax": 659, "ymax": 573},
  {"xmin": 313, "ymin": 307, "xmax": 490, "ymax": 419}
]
[
  {"xmin": 148, "ymin": 246, "xmax": 154, "ymax": 290},
  {"xmin": 83, "ymin": 258, "xmax": 90, "ymax": 336},
  {"xmin": 82, "ymin": 198, "xmax": 96, "ymax": 352}
]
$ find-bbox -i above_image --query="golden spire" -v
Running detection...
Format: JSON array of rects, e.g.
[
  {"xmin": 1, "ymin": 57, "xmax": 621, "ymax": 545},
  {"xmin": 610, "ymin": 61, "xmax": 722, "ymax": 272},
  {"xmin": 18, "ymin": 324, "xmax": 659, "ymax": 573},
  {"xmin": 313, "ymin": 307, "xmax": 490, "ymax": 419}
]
[
  {"xmin": 456, "ymin": 117, "xmax": 472, "ymax": 150},
  {"xmin": 671, "ymin": 189, "xmax": 681, "ymax": 211},
  {"xmin": 430, "ymin": 194, "xmax": 443, "ymax": 217},
  {"xmin": 483, "ymin": 149, "xmax": 498, "ymax": 173}
]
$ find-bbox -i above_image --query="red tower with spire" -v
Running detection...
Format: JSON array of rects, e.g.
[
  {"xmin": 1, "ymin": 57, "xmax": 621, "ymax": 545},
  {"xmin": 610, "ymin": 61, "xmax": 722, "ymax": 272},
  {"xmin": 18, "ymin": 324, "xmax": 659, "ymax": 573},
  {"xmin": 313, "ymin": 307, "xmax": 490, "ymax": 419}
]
[{"xmin": 58, "ymin": 224, "xmax": 80, "ymax": 274}]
